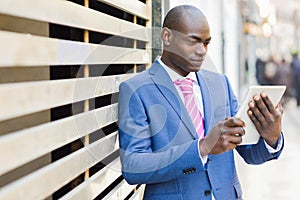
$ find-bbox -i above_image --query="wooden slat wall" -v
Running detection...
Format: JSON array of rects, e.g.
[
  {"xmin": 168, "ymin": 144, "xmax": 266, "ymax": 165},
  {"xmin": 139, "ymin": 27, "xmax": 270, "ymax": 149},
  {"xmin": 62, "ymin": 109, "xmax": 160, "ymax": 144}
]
[
  {"xmin": 0, "ymin": 75, "xmax": 135, "ymax": 121},
  {"xmin": 0, "ymin": 0, "xmax": 151, "ymax": 199},
  {"xmin": 0, "ymin": 31, "xmax": 149, "ymax": 67},
  {"xmin": 0, "ymin": 0, "xmax": 149, "ymax": 41}
]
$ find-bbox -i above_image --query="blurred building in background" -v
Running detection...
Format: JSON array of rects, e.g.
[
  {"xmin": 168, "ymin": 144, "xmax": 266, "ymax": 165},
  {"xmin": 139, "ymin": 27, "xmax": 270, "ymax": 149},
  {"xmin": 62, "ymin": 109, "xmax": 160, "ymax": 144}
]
[{"xmin": 242, "ymin": 0, "xmax": 300, "ymax": 85}]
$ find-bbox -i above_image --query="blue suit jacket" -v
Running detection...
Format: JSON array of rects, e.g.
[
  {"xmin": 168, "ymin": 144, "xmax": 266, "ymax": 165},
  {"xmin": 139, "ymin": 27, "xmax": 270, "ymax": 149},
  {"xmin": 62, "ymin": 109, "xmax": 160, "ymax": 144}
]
[{"xmin": 118, "ymin": 61, "xmax": 283, "ymax": 200}]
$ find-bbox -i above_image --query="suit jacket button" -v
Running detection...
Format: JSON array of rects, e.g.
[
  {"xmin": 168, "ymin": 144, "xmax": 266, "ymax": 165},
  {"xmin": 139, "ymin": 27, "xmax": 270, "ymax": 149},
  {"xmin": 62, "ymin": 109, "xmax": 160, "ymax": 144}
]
[{"xmin": 204, "ymin": 190, "xmax": 211, "ymax": 196}]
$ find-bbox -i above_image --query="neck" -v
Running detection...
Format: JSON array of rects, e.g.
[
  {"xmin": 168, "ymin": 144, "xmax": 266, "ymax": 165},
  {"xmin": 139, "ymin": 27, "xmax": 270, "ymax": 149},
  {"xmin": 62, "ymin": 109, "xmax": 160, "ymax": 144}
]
[{"xmin": 161, "ymin": 54, "xmax": 189, "ymax": 77}]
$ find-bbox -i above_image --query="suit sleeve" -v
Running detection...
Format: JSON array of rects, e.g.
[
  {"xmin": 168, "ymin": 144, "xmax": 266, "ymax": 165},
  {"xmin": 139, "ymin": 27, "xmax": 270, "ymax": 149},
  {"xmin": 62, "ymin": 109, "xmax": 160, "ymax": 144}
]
[{"xmin": 118, "ymin": 81, "xmax": 205, "ymax": 185}]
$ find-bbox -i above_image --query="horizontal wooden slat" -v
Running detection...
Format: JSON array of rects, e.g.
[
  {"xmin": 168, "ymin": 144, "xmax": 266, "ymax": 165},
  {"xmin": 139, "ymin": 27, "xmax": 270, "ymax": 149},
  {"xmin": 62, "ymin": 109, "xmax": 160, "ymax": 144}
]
[
  {"xmin": 129, "ymin": 185, "xmax": 145, "ymax": 200},
  {"xmin": 0, "ymin": 0, "xmax": 149, "ymax": 41},
  {"xmin": 0, "ymin": 104, "xmax": 117, "ymax": 176},
  {"xmin": 98, "ymin": 0, "xmax": 150, "ymax": 20},
  {"xmin": 0, "ymin": 132, "xmax": 118, "ymax": 200},
  {"xmin": 0, "ymin": 31, "xmax": 150, "ymax": 67},
  {"xmin": 102, "ymin": 179, "xmax": 136, "ymax": 200},
  {"xmin": 61, "ymin": 158, "xmax": 122, "ymax": 200},
  {"xmin": 0, "ymin": 73, "xmax": 135, "ymax": 121}
]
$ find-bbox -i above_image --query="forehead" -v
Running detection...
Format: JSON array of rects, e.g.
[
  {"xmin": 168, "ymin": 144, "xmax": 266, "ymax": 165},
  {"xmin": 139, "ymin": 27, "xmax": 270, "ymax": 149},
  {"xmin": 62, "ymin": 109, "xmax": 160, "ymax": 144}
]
[{"xmin": 177, "ymin": 13, "xmax": 210, "ymax": 36}]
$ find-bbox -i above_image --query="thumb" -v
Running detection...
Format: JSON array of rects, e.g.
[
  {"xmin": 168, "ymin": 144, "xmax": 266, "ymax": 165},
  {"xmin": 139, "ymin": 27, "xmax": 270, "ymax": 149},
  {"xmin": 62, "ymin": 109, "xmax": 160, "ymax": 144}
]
[{"xmin": 276, "ymin": 103, "xmax": 284, "ymax": 114}]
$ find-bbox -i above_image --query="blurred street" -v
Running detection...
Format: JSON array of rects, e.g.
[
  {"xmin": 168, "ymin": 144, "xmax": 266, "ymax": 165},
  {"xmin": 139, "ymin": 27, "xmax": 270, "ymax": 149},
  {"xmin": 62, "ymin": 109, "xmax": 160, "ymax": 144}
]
[{"xmin": 236, "ymin": 98, "xmax": 300, "ymax": 200}]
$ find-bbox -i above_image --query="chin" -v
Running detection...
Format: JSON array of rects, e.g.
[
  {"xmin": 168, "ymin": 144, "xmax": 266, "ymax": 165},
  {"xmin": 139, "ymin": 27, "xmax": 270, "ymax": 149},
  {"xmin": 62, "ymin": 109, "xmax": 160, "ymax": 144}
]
[
  {"xmin": 188, "ymin": 61, "xmax": 202, "ymax": 71},
  {"xmin": 189, "ymin": 65, "xmax": 202, "ymax": 72}
]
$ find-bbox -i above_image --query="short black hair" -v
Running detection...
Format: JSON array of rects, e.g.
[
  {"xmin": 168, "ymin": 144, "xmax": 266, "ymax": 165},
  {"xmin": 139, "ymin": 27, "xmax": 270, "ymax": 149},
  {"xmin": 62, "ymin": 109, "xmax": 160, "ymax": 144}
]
[{"xmin": 162, "ymin": 5, "xmax": 204, "ymax": 31}]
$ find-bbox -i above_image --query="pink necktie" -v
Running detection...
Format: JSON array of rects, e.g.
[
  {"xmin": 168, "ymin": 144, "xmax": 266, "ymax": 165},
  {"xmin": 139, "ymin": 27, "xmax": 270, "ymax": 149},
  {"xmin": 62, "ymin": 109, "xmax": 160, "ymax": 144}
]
[{"xmin": 174, "ymin": 78, "xmax": 205, "ymax": 138}]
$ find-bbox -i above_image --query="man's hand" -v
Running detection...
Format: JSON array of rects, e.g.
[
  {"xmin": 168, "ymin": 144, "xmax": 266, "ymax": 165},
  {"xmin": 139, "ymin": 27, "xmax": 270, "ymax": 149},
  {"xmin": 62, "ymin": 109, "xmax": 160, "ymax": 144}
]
[
  {"xmin": 199, "ymin": 117, "xmax": 245, "ymax": 157},
  {"xmin": 247, "ymin": 92, "xmax": 283, "ymax": 148}
]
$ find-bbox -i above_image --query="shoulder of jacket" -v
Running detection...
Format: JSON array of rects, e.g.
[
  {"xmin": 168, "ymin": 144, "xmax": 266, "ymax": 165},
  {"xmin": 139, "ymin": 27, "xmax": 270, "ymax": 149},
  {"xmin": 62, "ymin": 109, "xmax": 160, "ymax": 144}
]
[{"xmin": 200, "ymin": 69, "xmax": 225, "ymax": 80}]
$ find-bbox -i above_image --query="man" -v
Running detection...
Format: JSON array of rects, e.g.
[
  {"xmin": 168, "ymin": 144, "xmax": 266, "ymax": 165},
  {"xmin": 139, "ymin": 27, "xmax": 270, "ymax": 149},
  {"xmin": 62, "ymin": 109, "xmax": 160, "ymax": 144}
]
[
  {"xmin": 118, "ymin": 5, "xmax": 284, "ymax": 200},
  {"xmin": 255, "ymin": 57, "xmax": 267, "ymax": 85},
  {"xmin": 291, "ymin": 53, "xmax": 300, "ymax": 106}
]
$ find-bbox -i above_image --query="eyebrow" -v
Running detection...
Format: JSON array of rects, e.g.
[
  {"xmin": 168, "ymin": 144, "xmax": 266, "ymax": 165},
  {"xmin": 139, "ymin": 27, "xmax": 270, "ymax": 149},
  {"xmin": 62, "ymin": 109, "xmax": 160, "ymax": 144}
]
[{"xmin": 188, "ymin": 35, "xmax": 211, "ymax": 43}]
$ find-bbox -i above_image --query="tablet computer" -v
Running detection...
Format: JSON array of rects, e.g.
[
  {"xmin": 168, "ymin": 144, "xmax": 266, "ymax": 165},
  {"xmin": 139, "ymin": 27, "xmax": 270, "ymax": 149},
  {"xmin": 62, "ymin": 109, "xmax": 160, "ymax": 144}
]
[{"xmin": 235, "ymin": 85, "xmax": 286, "ymax": 145}]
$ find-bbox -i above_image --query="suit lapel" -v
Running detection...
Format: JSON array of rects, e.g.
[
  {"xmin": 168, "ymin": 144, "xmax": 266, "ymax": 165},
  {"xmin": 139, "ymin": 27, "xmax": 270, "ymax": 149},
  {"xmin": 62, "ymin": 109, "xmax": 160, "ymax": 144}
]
[
  {"xmin": 196, "ymin": 71, "xmax": 213, "ymax": 135},
  {"xmin": 149, "ymin": 61, "xmax": 198, "ymax": 139}
]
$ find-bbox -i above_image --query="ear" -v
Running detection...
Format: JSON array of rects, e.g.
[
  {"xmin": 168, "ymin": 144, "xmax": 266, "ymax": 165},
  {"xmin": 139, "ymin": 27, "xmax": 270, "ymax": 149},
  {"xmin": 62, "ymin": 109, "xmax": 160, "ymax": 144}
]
[{"xmin": 161, "ymin": 27, "xmax": 172, "ymax": 46}]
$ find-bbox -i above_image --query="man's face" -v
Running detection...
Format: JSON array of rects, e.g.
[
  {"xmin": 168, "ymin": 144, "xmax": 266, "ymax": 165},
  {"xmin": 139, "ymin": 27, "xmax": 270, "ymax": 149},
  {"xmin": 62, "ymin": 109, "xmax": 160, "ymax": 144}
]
[{"xmin": 164, "ymin": 17, "xmax": 211, "ymax": 76}]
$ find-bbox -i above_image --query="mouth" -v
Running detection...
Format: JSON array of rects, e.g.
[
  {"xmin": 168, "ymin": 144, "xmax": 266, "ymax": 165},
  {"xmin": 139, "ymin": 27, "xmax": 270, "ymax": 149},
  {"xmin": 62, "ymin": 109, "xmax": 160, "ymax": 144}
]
[{"xmin": 190, "ymin": 59, "xmax": 205, "ymax": 67}]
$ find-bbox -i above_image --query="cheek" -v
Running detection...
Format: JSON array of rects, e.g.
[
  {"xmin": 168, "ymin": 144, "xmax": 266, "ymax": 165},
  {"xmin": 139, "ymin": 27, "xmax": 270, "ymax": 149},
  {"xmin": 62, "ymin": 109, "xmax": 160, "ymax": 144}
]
[
  {"xmin": 173, "ymin": 44, "xmax": 193, "ymax": 58},
  {"xmin": 204, "ymin": 46, "xmax": 209, "ymax": 52}
]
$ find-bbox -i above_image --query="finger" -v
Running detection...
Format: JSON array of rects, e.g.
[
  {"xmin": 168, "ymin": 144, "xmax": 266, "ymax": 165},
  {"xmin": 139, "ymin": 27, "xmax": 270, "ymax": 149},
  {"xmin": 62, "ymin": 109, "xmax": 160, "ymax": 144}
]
[
  {"xmin": 223, "ymin": 142, "xmax": 237, "ymax": 151},
  {"xmin": 247, "ymin": 109, "xmax": 262, "ymax": 129},
  {"xmin": 222, "ymin": 125, "xmax": 245, "ymax": 136},
  {"xmin": 228, "ymin": 135, "xmax": 243, "ymax": 145},
  {"xmin": 228, "ymin": 142, "xmax": 238, "ymax": 149},
  {"xmin": 231, "ymin": 137, "xmax": 243, "ymax": 145},
  {"xmin": 231, "ymin": 126, "xmax": 246, "ymax": 136},
  {"xmin": 223, "ymin": 117, "xmax": 245, "ymax": 127},
  {"xmin": 220, "ymin": 137, "xmax": 238, "ymax": 150},
  {"xmin": 260, "ymin": 92, "xmax": 276, "ymax": 114},
  {"xmin": 248, "ymin": 100, "xmax": 266, "ymax": 124},
  {"xmin": 253, "ymin": 94, "xmax": 270, "ymax": 118}
]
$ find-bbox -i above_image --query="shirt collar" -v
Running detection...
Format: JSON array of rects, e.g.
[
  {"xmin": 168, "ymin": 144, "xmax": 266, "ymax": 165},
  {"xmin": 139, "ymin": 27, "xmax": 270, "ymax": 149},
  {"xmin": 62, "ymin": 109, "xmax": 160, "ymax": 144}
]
[{"xmin": 157, "ymin": 57, "xmax": 198, "ymax": 83}]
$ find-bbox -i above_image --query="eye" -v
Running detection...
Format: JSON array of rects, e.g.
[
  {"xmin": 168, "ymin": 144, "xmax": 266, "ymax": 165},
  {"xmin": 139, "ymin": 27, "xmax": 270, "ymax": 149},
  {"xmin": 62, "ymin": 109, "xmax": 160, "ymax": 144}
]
[
  {"xmin": 203, "ymin": 41, "xmax": 210, "ymax": 47},
  {"xmin": 187, "ymin": 39, "xmax": 198, "ymax": 45}
]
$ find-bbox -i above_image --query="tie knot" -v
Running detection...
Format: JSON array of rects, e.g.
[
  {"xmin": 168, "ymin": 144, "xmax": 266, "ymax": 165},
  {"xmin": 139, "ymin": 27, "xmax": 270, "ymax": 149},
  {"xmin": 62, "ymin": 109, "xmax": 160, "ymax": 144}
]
[{"xmin": 174, "ymin": 78, "xmax": 194, "ymax": 93}]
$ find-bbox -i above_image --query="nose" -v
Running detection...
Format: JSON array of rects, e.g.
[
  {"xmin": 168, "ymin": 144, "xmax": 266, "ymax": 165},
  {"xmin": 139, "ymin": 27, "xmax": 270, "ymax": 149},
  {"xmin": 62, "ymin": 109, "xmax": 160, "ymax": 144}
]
[{"xmin": 195, "ymin": 43, "xmax": 207, "ymax": 55}]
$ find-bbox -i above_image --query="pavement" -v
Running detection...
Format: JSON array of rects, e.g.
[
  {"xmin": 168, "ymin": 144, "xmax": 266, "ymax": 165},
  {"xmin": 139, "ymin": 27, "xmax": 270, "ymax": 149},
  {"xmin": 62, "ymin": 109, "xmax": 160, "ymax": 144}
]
[{"xmin": 235, "ymin": 98, "xmax": 300, "ymax": 200}]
